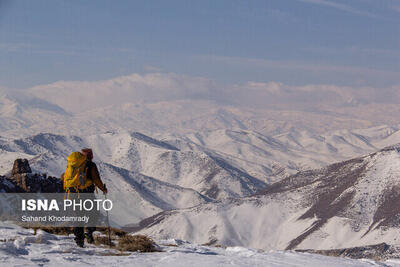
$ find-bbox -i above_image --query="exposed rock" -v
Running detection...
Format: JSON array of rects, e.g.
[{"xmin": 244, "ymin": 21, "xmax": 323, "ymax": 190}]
[
  {"xmin": 10, "ymin": 173, "xmax": 63, "ymax": 193},
  {"xmin": 122, "ymin": 211, "xmax": 177, "ymax": 233},
  {"xmin": 11, "ymin": 158, "xmax": 32, "ymax": 175},
  {"xmin": 0, "ymin": 175, "xmax": 25, "ymax": 193},
  {"xmin": 296, "ymin": 243, "xmax": 400, "ymax": 261},
  {"xmin": 2, "ymin": 159, "xmax": 63, "ymax": 193}
]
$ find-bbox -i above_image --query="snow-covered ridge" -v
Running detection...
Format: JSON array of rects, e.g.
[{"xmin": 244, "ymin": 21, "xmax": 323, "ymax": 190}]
[
  {"xmin": 160, "ymin": 125, "xmax": 400, "ymax": 182},
  {"xmin": 134, "ymin": 145, "xmax": 400, "ymax": 251}
]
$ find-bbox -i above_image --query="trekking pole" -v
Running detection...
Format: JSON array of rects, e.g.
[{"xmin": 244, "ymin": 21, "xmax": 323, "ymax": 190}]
[{"xmin": 104, "ymin": 184, "xmax": 112, "ymax": 248}]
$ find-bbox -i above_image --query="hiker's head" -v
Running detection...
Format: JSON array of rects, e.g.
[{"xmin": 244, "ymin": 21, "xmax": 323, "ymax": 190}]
[{"xmin": 81, "ymin": 148, "xmax": 93, "ymax": 161}]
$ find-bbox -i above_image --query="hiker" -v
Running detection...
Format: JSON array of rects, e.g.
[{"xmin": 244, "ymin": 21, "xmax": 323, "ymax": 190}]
[{"xmin": 61, "ymin": 148, "xmax": 108, "ymax": 247}]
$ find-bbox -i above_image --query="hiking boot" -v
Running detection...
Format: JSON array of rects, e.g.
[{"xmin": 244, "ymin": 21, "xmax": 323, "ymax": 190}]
[
  {"xmin": 75, "ymin": 239, "xmax": 84, "ymax": 248},
  {"xmin": 85, "ymin": 232, "xmax": 94, "ymax": 244}
]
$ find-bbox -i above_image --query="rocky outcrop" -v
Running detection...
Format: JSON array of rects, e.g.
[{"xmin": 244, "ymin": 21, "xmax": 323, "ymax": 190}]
[
  {"xmin": 296, "ymin": 243, "xmax": 399, "ymax": 261},
  {"xmin": 0, "ymin": 175, "xmax": 25, "ymax": 193},
  {"xmin": 11, "ymin": 159, "xmax": 32, "ymax": 176},
  {"xmin": 0, "ymin": 159, "xmax": 62, "ymax": 193}
]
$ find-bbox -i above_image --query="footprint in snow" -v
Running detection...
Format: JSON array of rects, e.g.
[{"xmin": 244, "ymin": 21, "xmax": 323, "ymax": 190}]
[
  {"xmin": 63, "ymin": 256, "xmax": 82, "ymax": 261},
  {"xmin": 30, "ymin": 257, "xmax": 50, "ymax": 263}
]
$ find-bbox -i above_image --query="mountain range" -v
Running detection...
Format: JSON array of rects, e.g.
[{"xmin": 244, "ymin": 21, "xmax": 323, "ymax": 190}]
[
  {"xmin": 1, "ymin": 126, "xmax": 400, "ymax": 243},
  {"xmin": 2, "ymin": 74, "xmax": 400, "ymax": 138}
]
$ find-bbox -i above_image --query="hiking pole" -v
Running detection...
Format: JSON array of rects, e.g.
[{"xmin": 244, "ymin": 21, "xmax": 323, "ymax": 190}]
[{"xmin": 104, "ymin": 184, "xmax": 112, "ymax": 248}]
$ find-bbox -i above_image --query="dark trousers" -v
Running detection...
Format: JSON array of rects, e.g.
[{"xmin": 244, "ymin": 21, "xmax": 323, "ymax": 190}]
[
  {"xmin": 73, "ymin": 226, "xmax": 96, "ymax": 242},
  {"xmin": 65, "ymin": 185, "xmax": 98, "ymax": 244}
]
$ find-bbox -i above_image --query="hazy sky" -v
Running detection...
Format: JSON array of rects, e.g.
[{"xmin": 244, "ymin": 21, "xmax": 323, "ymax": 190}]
[{"xmin": 0, "ymin": 0, "xmax": 399, "ymax": 89}]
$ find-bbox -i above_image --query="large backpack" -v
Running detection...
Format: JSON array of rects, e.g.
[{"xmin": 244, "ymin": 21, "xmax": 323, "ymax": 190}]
[{"xmin": 63, "ymin": 152, "xmax": 93, "ymax": 190}]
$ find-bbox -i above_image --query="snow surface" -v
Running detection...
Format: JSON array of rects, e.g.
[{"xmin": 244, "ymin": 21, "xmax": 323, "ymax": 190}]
[{"xmin": 0, "ymin": 222, "xmax": 386, "ymax": 267}]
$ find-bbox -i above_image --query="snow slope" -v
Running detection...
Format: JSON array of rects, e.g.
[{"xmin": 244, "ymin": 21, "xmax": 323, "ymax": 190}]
[
  {"xmin": 0, "ymin": 222, "xmax": 385, "ymax": 267},
  {"xmin": 135, "ymin": 145, "xmax": 400, "ymax": 251}
]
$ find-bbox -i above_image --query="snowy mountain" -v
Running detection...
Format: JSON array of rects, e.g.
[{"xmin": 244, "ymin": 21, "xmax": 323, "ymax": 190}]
[
  {"xmin": 134, "ymin": 145, "xmax": 400, "ymax": 251},
  {"xmin": 0, "ymin": 89, "xmax": 69, "ymax": 137}
]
